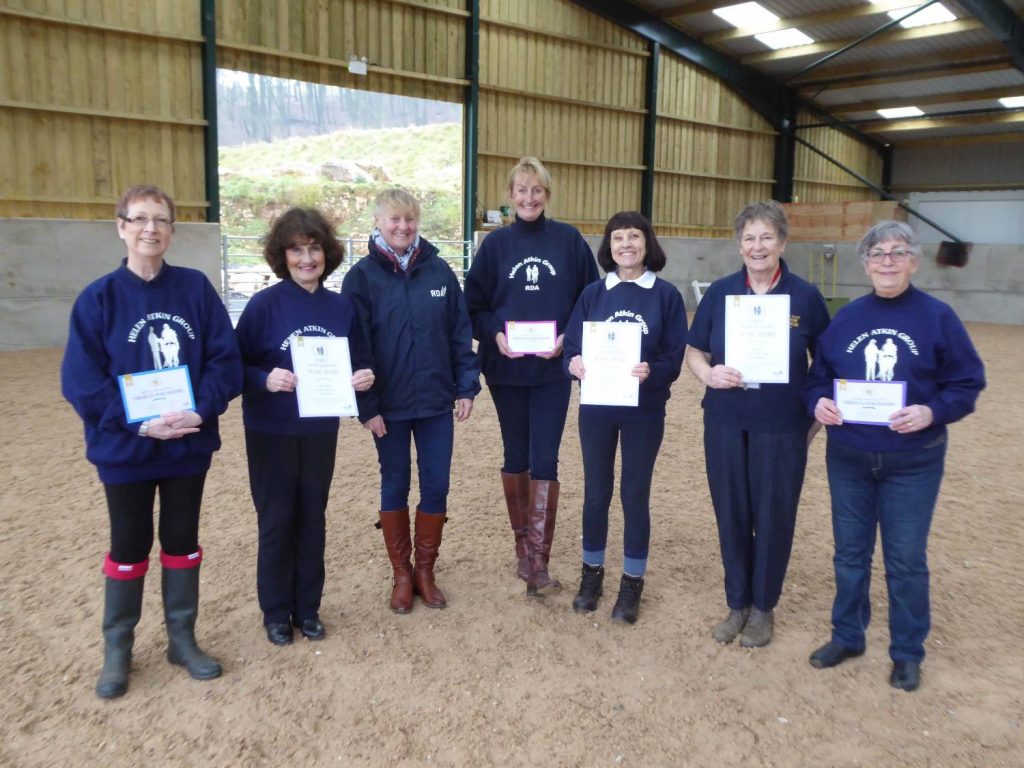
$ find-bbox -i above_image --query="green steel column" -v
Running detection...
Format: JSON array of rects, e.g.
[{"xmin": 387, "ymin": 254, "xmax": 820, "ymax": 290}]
[
  {"xmin": 641, "ymin": 41, "xmax": 659, "ymax": 219},
  {"xmin": 201, "ymin": 0, "xmax": 219, "ymax": 223},
  {"xmin": 463, "ymin": 0, "xmax": 480, "ymax": 265}
]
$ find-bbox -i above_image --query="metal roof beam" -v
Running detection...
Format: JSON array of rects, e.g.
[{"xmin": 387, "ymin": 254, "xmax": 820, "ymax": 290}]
[
  {"xmin": 744, "ymin": 18, "xmax": 983, "ymax": 65},
  {"xmin": 831, "ymin": 86, "xmax": 1024, "ymax": 114},
  {"xmin": 956, "ymin": 0, "xmax": 1024, "ymax": 73}
]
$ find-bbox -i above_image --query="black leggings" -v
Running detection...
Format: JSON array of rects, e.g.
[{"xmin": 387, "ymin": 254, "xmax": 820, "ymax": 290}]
[{"xmin": 103, "ymin": 472, "xmax": 207, "ymax": 564}]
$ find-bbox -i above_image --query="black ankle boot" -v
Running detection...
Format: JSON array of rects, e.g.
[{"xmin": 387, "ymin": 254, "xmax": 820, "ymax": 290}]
[
  {"xmin": 610, "ymin": 574, "xmax": 644, "ymax": 625},
  {"xmin": 572, "ymin": 563, "xmax": 604, "ymax": 613}
]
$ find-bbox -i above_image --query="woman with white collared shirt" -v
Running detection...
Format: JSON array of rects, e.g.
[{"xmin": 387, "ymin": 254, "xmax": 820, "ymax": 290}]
[{"xmin": 563, "ymin": 211, "xmax": 687, "ymax": 623}]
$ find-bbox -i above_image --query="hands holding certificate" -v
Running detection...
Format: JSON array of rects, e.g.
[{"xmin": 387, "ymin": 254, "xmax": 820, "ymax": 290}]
[
  {"xmin": 264, "ymin": 366, "xmax": 375, "ymax": 394},
  {"xmin": 138, "ymin": 410, "xmax": 203, "ymax": 440},
  {"xmin": 568, "ymin": 355, "xmax": 650, "ymax": 383},
  {"xmin": 814, "ymin": 395, "xmax": 934, "ymax": 434},
  {"xmin": 496, "ymin": 329, "xmax": 564, "ymax": 360}
]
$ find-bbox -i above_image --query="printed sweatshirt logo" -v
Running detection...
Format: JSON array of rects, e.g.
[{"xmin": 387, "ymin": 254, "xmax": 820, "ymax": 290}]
[
  {"xmin": 431, "ymin": 285, "xmax": 448, "ymax": 298},
  {"xmin": 604, "ymin": 309, "xmax": 649, "ymax": 335},
  {"xmin": 508, "ymin": 257, "xmax": 557, "ymax": 292},
  {"xmin": 279, "ymin": 325, "xmax": 335, "ymax": 351},
  {"xmin": 845, "ymin": 327, "xmax": 919, "ymax": 381},
  {"xmin": 127, "ymin": 312, "xmax": 196, "ymax": 369}
]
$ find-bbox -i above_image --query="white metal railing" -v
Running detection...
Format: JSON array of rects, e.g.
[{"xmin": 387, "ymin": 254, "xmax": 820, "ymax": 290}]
[{"xmin": 221, "ymin": 235, "xmax": 474, "ymax": 323}]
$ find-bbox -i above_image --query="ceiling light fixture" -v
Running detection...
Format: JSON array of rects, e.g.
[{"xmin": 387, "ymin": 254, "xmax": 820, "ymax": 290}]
[
  {"xmin": 713, "ymin": 2, "xmax": 779, "ymax": 29},
  {"xmin": 998, "ymin": 96, "xmax": 1024, "ymax": 108},
  {"xmin": 755, "ymin": 28, "xmax": 815, "ymax": 50}
]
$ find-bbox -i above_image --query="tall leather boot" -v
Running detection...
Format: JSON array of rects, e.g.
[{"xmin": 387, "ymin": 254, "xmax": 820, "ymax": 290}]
[
  {"xmin": 96, "ymin": 555, "xmax": 147, "ymax": 699},
  {"xmin": 161, "ymin": 550, "xmax": 222, "ymax": 681},
  {"xmin": 377, "ymin": 508, "xmax": 413, "ymax": 614},
  {"xmin": 412, "ymin": 509, "xmax": 447, "ymax": 609},
  {"xmin": 500, "ymin": 471, "xmax": 530, "ymax": 581},
  {"xmin": 526, "ymin": 479, "xmax": 561, "ymax": 597}
]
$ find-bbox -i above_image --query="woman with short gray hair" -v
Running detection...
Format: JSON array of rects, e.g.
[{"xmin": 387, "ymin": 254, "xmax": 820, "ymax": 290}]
[{"xmin": 805, "ymin": 220, "xmax": 985, "ymax": 691}]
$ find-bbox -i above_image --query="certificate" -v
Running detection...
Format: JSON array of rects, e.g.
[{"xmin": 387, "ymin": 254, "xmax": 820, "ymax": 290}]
[
  {"xmin": 505, "ymin": 320, "xmax": 557, "ymax": 355},
  {"xmin": 579, "ymin": 321, "xmax": 642, "ymax": 407},
  {"xmin": 290, "ymin": 336, "xmax": 358, "ymax": 418},
  {"xmin": 724, "ymin": 294, "xmax": 791, "ymax": 384},
  {"xmin": 834, "ymin": 379, "xmax": 907, "ymax": 426},
  {"xmin": 118, "ymin": 365, "xmax": 196, "ymax": 423}
]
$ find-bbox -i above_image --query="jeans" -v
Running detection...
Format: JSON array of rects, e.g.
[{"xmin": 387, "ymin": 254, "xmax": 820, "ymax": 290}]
[
  {"xmin": 489, "ymin": 379, "xmax": 571, "ymax": 481},
  {"xmin": 826, "ymin": 436, "xmax": 947, "ymax": 662},
  {"xmin": 579, "ymin": 409, "xmax": 665, "ymax": 563},
  {"xmin": 374, "ymin": 412, "xmax": 454, "ymax": 514}
]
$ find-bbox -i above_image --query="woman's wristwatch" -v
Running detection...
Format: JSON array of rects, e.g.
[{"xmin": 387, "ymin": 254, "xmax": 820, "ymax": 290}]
[{"xmin": 138, "ymin": 420, "xmax": 150, "ymax": 438}]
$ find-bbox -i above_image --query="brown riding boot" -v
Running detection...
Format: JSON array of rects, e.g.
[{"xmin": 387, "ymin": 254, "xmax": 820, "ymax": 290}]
[
  {"xmin": 501, "ymin": 471, "xmax": 530, "ymax": 581},
  {"xmin": 526, "ymin": 479, "xmax": 561, "ymax": 597},
  {"xmin": 377, "ymin": 508, "xmax": 413, "ymax": 614},
  {"xmin": 412, "ymin": 509, "xmax": 447, "ymax": 609}
]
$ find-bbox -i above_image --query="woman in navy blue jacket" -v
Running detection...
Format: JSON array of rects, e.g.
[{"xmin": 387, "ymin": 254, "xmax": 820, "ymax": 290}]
[
  {"xmin": 685, "ymin": 201, "xmax": 829, "ymax": 649},
  {"xmin": 464, "ymin": 157, "xmax": 598, "ymax": 597},
  {"xmin": 61, "ymin": 185, "xmax": 242, "ymax": 699},
  {"xmin": 236, "ymin": 208, "xmax": 375, "ymax": 646},
  {"xmin": 342, "ymin": 189, "xmax": 480, "ymax": 613},
  {"xmin": 804, "ymin": 221, "xmax": 985, "ymax": 692},
  {"xmin": 563, "ymin": 211, "xmax": 687, "ymax": 623}
]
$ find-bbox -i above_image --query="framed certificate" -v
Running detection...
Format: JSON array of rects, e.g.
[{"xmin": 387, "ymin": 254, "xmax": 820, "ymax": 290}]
[
  {"xmin": 505, "ymin": 320, "xmax": 557, "ymax": 355},
  {"xmin": 579, "ymin": 321, "xmax": 642, "ymax": 407},
  {"xmin": 724, "ymin": 294, "xmax": 791, "ymax": 384},
  {"xmin": 834, "ymin": 379, "xmax": 907, "ymax": 426},
  {"xmin": 118, "ymin": 365, "xmax": 196, "ymax": 423},
  {"xmin": 290, "ymin": 336, "xmax": 358, "ymax": 418}
]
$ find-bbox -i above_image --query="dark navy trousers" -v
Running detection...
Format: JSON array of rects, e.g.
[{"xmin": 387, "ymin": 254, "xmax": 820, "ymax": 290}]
[
  {"xmin": 704, "ymin": 417, "xmax": 808, "ymax": 612},
  {"xmin": 245, "ymin": 428, "xmax": 338, "ymax": 625},
  {"xmin": 489, "ymin": 378, "xmax": 571, "ymax": 481}
]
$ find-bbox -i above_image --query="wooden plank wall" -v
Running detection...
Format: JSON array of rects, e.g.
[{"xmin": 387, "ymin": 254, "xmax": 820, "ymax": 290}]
[
  {"xmin": 0, "ymin": 1, "xmax": 207, "ymax": 220},
  {"xmin": 216, "ymin": 0, "xmax": 467, "ymax": 104},
  {"xmin": 655, "ymin": 53, "xmax": 776, "ymax": 238},
  {"xmin": 793, "ymin": 109, "xmax": 883, "ymax": 204},
  {"xmin": 477, "ymin": 0, "xmax": 647, "ymax": 235}
]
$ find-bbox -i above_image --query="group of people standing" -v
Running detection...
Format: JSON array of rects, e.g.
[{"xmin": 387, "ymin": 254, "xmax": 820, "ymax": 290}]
[{"xmin": 61, "ymin": 163, "xmax": 985, "ymax": 703}]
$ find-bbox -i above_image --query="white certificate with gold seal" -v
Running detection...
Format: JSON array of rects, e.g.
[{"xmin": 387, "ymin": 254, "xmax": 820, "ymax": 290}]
[
  {"xmin": 505, "ymin": 320, "xmax": 557, "ymax": 355},
  {"xmin": 579, "ymin": 321, "xmax": 642, "ymax": 407},
  {"xmin": 724, "ymin": 294, "xmax": 791, "ymax": 385},
  {"xmin": 289, "ymin": 336, "xmax": 357, "ymax": 418}
]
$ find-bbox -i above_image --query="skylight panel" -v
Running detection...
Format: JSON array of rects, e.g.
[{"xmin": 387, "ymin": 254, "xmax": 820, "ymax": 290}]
[
  {"xmin": 888, "ymin": 4, "xmax": 956, "ymax": 29},
  {"xmin": 998, "ymin": 96, "xmax": 1024, "ymax": 108},
  {"xmin": 713, "ymin": 2, "xmax": 779, "ymax": 29},
  {"xmin": 755, "ymin": 28, "xmax": 814, "ymax": 50},
  {"xmin": 877, "ymin": 107, "xmax": 924, "ymax": 119}
]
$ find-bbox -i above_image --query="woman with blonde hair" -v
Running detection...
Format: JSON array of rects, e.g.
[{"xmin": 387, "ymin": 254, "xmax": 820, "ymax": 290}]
[
  {"xmin": 465, "ymin": 157, "xmax": 598, "ymax": 597},
  {"xmin": 342, "ymin": 189, "xmax": 479, "ymax": 613}
]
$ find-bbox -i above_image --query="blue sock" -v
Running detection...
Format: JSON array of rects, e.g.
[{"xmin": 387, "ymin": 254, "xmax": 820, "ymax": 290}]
[
  {"xmin": 623, "ymin": 556, "xmax": 647, "ymax": 578},
  {"xmin": 582, "ymin": 549, "xmax": 605, "ymax": 568}
]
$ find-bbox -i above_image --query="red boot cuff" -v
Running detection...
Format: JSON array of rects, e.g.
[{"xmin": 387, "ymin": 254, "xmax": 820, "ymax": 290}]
[
  {"xmin": 102, "ymin": 554, "xmax": 149, "ymax": 580},
  {"xmin": 159, "ymin": 547, "xmax": 203, "ymax": 569}
]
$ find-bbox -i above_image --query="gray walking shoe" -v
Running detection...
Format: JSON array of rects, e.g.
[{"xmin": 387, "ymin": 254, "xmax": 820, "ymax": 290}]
[
  {"xmin": 739, "ymin": 607, "xmax": 774, "ymax": 648},
  {"xmin": 712, "ymin": 607, "xmax": 750, "ymax": 644}
]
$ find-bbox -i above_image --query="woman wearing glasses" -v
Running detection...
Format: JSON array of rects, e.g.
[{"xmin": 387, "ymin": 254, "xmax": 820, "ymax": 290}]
[
  {"xmin": 684, "ymin": 201, "xmax": 830, "ymax": 649},
  {"xmin": 62, "ymin": 185, "xmax": 242, "ymax": 698},
  {"xmin": 804, "ymin": 221, "xmax": 985, "ymax": 692}
]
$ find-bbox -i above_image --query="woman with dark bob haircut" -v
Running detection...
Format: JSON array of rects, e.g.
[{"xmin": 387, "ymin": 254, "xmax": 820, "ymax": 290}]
[
  {"xmin": 235, "ymin": 207, "xmax": 375, "ymax": 646},
  {"xmin": 563, "ymin": 211, "xmax": 688, "ymax": 623}
]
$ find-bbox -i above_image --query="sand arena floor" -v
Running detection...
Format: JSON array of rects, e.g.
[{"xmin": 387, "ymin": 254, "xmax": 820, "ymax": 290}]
[{"xmin": 1, "ymin": 321, "xmax": 1021, "ymax": 767}]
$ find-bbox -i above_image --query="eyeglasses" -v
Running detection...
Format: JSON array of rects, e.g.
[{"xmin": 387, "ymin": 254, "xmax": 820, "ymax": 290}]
[
  {"xmin": 867, "ymin": 247, "xmax": 911, "ymax": 263},
  {"xmin": 120, "ymin": 215, "xmax": 173, "ymax": 230}
]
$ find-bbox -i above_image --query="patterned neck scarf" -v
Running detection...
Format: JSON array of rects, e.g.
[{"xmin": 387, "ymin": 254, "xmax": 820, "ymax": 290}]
[{"xmin": 372, "ymin": 228, "xmax": 421, "ymax": 273}]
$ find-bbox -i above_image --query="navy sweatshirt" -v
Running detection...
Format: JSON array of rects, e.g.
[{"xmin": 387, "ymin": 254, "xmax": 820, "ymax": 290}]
[
  {"xmin": 61, "ymin": 260, "xmax": 242, "ymax": 483},
  {"xmin": 563, "ymin": 272, "xmax": 688, "ymax": 420},
  {"xmin": 341, "ymin": 236, "xmax": 480, "ymax": 422},
  {"xmin": 804, "ymin": 285, "xmax": 985, "ymax": 452},
  {"xmin": 236, "ymin": 277, "xmax": 369, "ymax": 436},
  {"xmin": 465, "ymin": 214, "xmax": 599, "ymax": 386},
  {"xmin": 687, "ymin": 259, "xmax": 830, "ymax": 433}
]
